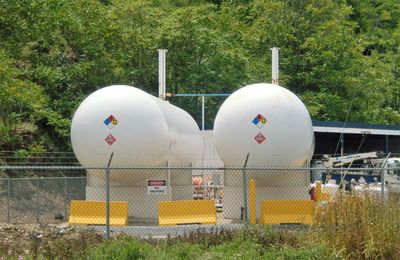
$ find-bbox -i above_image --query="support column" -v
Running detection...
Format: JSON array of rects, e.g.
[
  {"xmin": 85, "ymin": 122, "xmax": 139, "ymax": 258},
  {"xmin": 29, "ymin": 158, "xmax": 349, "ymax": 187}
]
[{"xmin": 385, "ymin": 135, "xmax": 389, "ymax": 154}]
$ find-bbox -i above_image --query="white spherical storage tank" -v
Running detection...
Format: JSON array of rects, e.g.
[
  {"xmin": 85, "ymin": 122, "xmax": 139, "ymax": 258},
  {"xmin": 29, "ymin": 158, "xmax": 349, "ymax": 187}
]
[
  {"xmin": 71, "ymin": 85, "xmax": 203, "ymax": 220},
  {"xmin": 214, "ymin": 83, "xmax": 314, "ymax": 166},
  {"xmin": 71, "ymin": 85, "xmax": 202, "ymax": 167},
  {"xmin": 213, "ymin": 83, "xmax": 315, "ymax": 219}
]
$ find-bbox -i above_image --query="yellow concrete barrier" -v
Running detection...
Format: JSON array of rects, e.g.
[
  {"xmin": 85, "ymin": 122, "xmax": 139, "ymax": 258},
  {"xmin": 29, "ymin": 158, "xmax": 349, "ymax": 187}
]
[
  {"xmin": 259, "ymin": 200, "xmax": 314, "ymax": 225},
  {"xmin": 69, "ymin": 200, "xmax": 128, "ymax": 226},
  {"xmin": 158, "ymin": 200, "xmax": 217, "ymax": 226}
]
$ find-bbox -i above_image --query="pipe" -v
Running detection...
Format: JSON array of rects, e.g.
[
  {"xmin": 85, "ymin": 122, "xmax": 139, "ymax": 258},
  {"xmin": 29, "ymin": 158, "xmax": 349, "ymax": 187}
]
[
  {"xmin": 271, "ymin": 47, "xmax": 279, "ymax": 85},
  {"xmin": 158, "ymin": 49, "xmax": 167, "ymax": 100}
]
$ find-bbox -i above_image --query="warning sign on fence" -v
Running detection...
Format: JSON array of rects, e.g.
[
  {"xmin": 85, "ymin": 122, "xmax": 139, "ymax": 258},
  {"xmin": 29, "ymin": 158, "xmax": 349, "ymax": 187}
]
[{"xmin": 147, "ymin": 179, "xmax": 167, "ymax": 194}]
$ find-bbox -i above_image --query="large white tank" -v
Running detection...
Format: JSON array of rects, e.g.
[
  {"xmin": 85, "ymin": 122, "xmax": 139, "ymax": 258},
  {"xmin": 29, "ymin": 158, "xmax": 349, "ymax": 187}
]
[
  {"xmin": 71, "ymin": 85, "xmax": 202, "ymax": 167},
  {"xmin": 213, "ymin": 83, "xmax": 315, "ymax": 219},
  {"xmin": 71, "ymin": 85, "xmax": 203, "ymax": 220},
  {"xmin": 214, "ymin": 83, "xmax": 314, "ymax": 166}
]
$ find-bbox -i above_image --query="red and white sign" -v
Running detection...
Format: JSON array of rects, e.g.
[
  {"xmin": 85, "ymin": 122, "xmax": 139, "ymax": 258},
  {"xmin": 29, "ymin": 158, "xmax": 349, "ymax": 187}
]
[
  {"xmin": 105, "ymin": 134, "xmax": 116, "ymax": 145},
  {"xmin": 254, "ymin": 132, "xmax": 266, "ymax": 144},
  {"xmin": 147, "ymin": 179, "xmax": 167, "ymax": 194}
]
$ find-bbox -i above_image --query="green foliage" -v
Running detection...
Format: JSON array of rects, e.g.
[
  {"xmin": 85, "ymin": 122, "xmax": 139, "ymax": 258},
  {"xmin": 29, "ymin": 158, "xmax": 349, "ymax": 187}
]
[
  {"xmin": 86, "ymin": 236, "xmax": 155, "ymax": 259},
  {"xmin": 0, "ymin": 0, "xmax": 400, "ymax": 153},
  {"xmin": 0, "ymin": 50, "xmax": 46, "ymax": 125},
  {"xmin": 84, "ymin": 229, "xmax": 333, "ymax": 259},
  {"xmin": 261, "ymin": 245, "xmax": 336, "ymax": 260},
  {"xmin": 0, "ymin": 49, "xmax": 47, "ymax": 151}
]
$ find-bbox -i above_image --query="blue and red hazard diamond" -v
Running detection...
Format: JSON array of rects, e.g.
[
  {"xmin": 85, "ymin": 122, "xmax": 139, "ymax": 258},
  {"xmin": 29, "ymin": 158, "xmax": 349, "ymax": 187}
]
[
  {"xmin": 252, "ymin": 114, "xmax": 267, "ymax": 129},
  {"xmin": 104, "ymin": 115, "xmax": 118, "ymax": 129}
]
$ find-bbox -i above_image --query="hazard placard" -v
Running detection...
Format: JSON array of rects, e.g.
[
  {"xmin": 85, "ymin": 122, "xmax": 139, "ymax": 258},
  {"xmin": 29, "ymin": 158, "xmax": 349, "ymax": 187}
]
[
  {"xmin": 252, "ymin": 113, "xmax": 267, "ymax": 129},
  {"xmin": 147, "ymin": 179, "xmax": 167, "ymax": 194},
  {"xmin": 105, "ymin": 134, "xmax": 116, "ymax": 145},
  {"xmin": 104, "ymin": 115, "xmax": 118, "ymax": 129},
  {"xmin": 254, "ymin": 132, "xmax": 266, "ymax": 144}
]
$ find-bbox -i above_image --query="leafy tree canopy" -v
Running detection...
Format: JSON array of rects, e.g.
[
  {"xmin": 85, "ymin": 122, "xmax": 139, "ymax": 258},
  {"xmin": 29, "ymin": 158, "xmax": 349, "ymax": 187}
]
[{"xmin": 0, "ymin": 0, "xmax": 399, "ymax": 153}]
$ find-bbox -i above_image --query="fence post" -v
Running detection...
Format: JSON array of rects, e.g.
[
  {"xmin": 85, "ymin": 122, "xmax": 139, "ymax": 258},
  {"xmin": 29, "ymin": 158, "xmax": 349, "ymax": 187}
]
[
  {"xmin": 381, "ymin": 168, "xmax": 385, "ymax": 202},
  {"xmin": 380, "ymin": 154, "xmax": 390, "ymax": 202},
  {"xmin": 105, "ymin": 153, "xmax": 114, "ymax": 239},
  {"xmin": 167, "ymin": 161, "xmax": 171, "ymax": 195},
  {"xmin": 64, "ymin": 175, "xmax": 68, "ymax": 221},
  {"xmin": 7, "ymin": 178, "xmax": 10, "ymax": 223},
  {"xmin": 242, "ymin": 153, "xmax": 250, "ymax": 226},
  {"xmin": 36, "ymin": 178, "xmax": 40, "ymax": 223}
]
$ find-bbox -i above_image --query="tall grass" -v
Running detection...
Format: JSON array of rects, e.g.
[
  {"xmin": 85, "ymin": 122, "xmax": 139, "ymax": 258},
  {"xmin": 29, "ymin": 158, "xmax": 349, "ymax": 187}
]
[{"xmin": 312, "ymin": 191, "xmax": 400, "ymax": 259}]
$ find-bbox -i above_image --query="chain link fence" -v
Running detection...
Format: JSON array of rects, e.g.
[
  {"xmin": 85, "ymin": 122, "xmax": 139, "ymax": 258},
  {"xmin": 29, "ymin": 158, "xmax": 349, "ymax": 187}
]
[
  {"xmin": 1, "ymin": 165, "xmax": 399, "ymax": 236},
  {"xmin": 0, "ymin": 167, "xmax": 86, "ymax": 224}
]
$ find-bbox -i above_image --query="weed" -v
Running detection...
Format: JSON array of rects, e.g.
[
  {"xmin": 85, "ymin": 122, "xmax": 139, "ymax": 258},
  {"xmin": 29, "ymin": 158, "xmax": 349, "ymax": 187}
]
[
  {"xmin": 163, "ymin": 227, "xmax": 235, "ymax": 248},
  {"xmin": 312, "ymin": 191, "xmax": 400, "ymax": 259}
]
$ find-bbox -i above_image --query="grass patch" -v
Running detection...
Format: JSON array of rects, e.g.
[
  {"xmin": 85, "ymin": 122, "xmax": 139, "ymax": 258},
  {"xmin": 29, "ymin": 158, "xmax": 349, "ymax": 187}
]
[{"xmin": 85, "ymin": 227, "xmax": 334, "ymax": 260}]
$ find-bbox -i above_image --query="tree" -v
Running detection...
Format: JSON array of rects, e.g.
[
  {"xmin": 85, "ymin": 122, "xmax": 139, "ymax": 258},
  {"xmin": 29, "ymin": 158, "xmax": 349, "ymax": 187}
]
[
  {"xmin": 243, "ymin": 0, "xmax": 400, "ymax": 124},
  {"xmin": 0, "ymin": 49, "xmax": 47, "ymax": 150}
]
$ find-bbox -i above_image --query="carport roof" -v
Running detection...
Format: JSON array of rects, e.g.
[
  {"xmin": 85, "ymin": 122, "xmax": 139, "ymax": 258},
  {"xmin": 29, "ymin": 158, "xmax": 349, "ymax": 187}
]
[{"xmin": 312, "ymin": 120, "xmax": 400, "ymax": 136}]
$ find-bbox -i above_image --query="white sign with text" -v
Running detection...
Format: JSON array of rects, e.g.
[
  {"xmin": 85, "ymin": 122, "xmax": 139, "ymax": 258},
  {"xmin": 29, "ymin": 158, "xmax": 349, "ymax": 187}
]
[{"xmin": 147, "ymin": 179, "xmax": 167, "ymax": 194}]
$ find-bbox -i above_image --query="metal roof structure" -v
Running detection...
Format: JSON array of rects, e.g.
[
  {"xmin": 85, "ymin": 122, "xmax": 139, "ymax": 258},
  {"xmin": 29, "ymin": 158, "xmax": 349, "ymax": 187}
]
[{"xmin": 312, "ymin": 120, "xmax": 400, "ymax": 136}]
